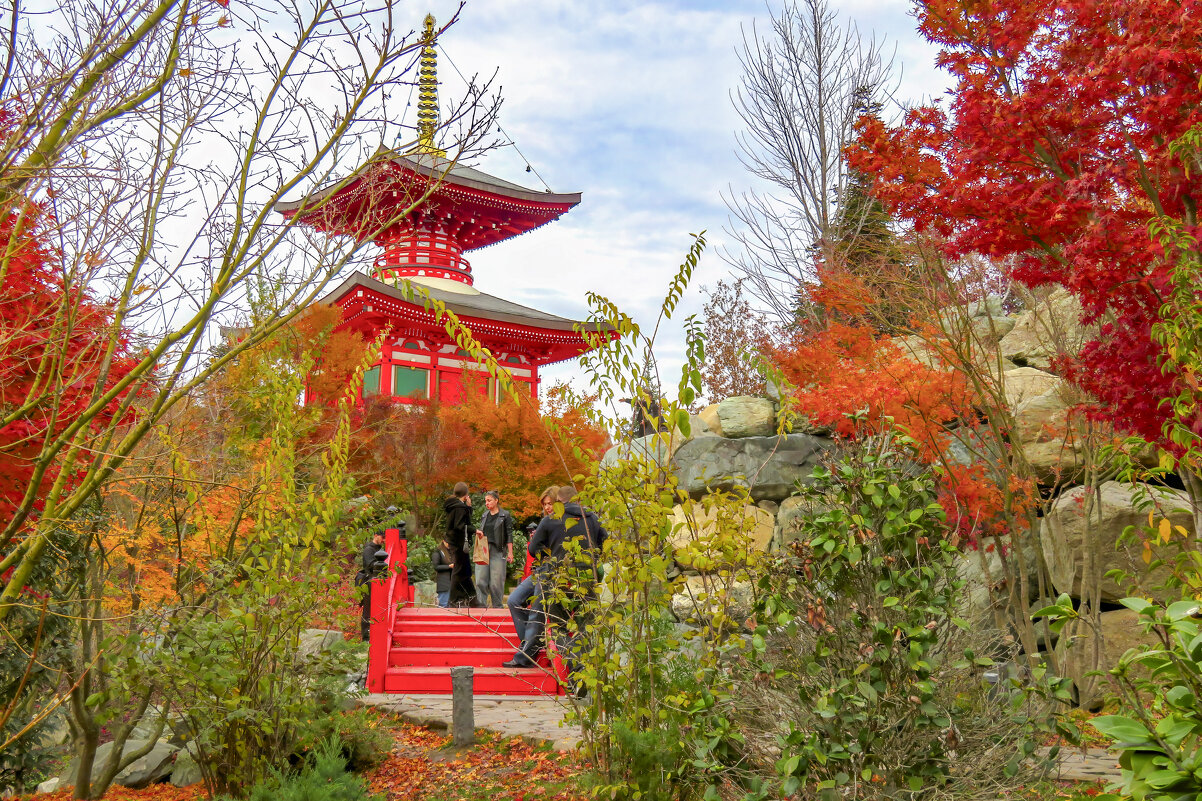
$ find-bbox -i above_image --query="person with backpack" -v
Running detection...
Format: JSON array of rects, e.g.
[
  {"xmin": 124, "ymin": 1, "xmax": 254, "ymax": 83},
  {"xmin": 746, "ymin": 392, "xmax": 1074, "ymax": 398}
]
[
  {"xmin": 442, "ymin": 482, "xmax": 477, "ymax": 606},
  {"xmin": 502, "ymin": 486, "xmax": 557, "ymax": 667}
]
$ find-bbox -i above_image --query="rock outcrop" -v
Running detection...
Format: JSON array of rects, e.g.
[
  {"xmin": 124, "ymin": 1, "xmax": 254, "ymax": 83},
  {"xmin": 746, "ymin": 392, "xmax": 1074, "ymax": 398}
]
[
  {"xmin": 1041, "ymin": 481, "xmax": 1196, "ymax": 601},
  {"xmin": 670, "ymin": 434, "xmax": 829, "ymax": 502}
]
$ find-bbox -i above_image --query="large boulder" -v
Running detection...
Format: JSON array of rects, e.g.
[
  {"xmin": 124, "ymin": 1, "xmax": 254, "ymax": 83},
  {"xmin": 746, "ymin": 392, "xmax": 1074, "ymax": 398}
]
[
  {"xmin": 1001, "ymin": 367, "xmax": 1061, "ymax": 410},
  {"xmin": 600, "ymin": 429, "xmax": 689, "ymax": 471},
  {"xmin": 1041, "ymin": 481, "xmax": 1196, "ymax": 601},
  {"xmin": 116, "ymin": 740, "xmax": 179, "ymax": 788},
  {"xmin": 170, "ymin": 742, "xmax": 203, "ymax": 788},
  {"xmin": 131, "ymin": 705, "xmax": 190, "ymax": 748},
  {"xmin": 298, "ymin": 629, "xmax": 344, "ymax": 659},
  {"xmin": 955, "ymin": 533, "xmax": 1040, "ymax": 629},
  {"xmin": 671, "ymin": 434, "xmax": 830, "ymax": 502},
  {"xmin": 999, "ymin": 288, "xmax": 1093, "ymax": 370},
  {"xmin": 668, "ymin": 502, "xmax": 774, "ymax": 570},
  {"xmin": 1012, "ymin": 381, "xmax": 1088, "ymax": 482},
  {"xmin": 61, "ymin": 739, "xmax": 178, "ymax": 790},
  {"xmin": 716, "ymin": 396, "xmax": 776, "ymax": 439},
  {"xmin": 773, "ymin": 495, "xmax": 814, "ymax": 551},
  {"xmin": 670, "ymin": 575, "xmax": 754, "ymax": 627},
  {"xmin": 697, "ymin": 404, "xmax": 722, "ymax": 437},
  {"xmin": 1056, "ymin": 608, "xmax": 1160, "ymax": 709}
]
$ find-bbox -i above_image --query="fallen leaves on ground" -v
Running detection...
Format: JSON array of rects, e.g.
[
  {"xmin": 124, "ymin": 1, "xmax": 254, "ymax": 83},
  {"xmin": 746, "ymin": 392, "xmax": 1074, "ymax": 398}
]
[
  {"xmin": 24, "ymin": 785, "xmax": 205, "ymax": 801},
  {"xmin": 367, "ymin": 722, "xmax": 586, "ymax": 801},
  {"xmin": 21, "ymin": 713, "xmax": 586, "ymax": 801}
]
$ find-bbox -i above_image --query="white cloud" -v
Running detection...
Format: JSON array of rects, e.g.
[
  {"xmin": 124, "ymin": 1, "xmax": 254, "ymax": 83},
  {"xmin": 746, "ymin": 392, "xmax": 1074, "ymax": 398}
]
[{"xmin": 386, "ymin": 0, "xmax": 947, "ymax": 401}]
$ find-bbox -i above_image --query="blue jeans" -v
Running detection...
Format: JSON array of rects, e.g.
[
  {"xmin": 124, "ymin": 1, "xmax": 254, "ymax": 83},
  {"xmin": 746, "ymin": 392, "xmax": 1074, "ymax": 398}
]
[
  {"xmin": 437, "ymin": 591, "xmax": 449, "ymax": 607},
  {"xmin": 506, "ymin": 573, "xmax": 545, "ymax": 665},
  {"xmin": 474, "ymin": 551, "xmax": 509, "ymax": 608}
]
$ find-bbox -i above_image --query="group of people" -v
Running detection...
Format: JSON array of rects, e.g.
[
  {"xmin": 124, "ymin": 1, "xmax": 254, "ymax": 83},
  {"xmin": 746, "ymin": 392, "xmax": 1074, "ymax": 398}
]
[
  {"xmin": 434, "ymin": 482, "xmax": 607, "ymax": 674},
  {"xmin": 358, "ymin": 483, "xmax": 607, "ymax": 684},
  {"xmin": 434, "ymin": 483, "xmax": 514, "ymax": 608}
]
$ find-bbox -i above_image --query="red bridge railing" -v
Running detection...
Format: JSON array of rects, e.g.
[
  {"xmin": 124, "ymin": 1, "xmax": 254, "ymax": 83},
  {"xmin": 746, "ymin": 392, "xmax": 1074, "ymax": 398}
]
[{"xmin": 366, "ymin": 527, "xmax": 410, "ymax": 693}]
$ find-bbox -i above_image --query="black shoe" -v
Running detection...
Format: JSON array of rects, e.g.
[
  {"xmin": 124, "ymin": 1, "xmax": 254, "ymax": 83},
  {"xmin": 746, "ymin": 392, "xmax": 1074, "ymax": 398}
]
[{"xmin": 502, "ymin": 657, "xmax": 533, "ymax": 668}]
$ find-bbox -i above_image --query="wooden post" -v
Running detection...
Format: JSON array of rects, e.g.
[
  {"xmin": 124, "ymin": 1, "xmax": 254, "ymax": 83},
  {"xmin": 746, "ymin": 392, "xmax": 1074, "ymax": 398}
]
[{"xmin": 450, "ymin": 666, "xmax": 474, "ymax": 746}]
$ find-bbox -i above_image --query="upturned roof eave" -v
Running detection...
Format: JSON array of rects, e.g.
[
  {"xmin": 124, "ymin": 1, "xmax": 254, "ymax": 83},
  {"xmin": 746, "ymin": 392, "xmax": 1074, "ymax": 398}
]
[
  {"xmin": 274, "ymin": 146, "xmax": 581, "ymax": 216},
  {"xmin": 317, "ymin": 271, "xmax": 613, "ymax": 336}
]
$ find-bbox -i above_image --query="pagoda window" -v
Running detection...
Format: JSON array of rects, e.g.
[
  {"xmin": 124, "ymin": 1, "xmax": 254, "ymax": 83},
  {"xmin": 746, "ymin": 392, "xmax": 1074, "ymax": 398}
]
[
  {"xmin": 416, "ymin": 254, "xmax": 429, "ymax": 263},
  {"xmin": 402, "ymin": 341, "xmax": 422, "ymax": 350},
  {"xmin": 362, "ymin": 366, "xmax": 381, "ymax": 398},
  {"xmin": 505, "ymin": 355, "xmax": 522, "ymax": 364},
  {"xmin": 392, "ymin": 365, "xmax": 429, "ymax": 400}
]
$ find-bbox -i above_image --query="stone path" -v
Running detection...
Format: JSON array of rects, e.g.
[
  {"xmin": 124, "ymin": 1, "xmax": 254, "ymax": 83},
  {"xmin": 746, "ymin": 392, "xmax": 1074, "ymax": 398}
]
[
  {"xmin": 1050, "ymin": 747, "xmax": 1122, "ymax": 784},
  {"xmin": 360, "ymin": 693, "xmax": 580, "ymax": 752}
]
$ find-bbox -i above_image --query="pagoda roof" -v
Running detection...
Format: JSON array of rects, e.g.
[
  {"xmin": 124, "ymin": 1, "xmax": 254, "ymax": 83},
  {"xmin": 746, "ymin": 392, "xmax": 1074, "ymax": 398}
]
[
  {"xmin": 319, "ymin": 272, "xmax": 614, "ymax": 366},
  {"xmin": 275, "ymin": 149, "xmax": 581, "ymax": 252}
]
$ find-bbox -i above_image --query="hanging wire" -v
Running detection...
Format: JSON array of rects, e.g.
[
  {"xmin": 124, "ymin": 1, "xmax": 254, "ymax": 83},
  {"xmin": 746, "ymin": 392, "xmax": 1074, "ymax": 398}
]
[
  {"xmin": 398, "ymin": 76, "xmax": 417, "ymax": 147},
  {"xmin": 437, "ymin": 42, "xmax": 554, "ymax": 192}
]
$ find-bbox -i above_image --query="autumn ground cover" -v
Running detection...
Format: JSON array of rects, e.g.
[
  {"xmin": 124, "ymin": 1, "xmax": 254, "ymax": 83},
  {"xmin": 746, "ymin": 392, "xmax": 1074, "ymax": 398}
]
[{"xmin": 19, "ymin": 714, "xmax": 585, "ymax": 801}]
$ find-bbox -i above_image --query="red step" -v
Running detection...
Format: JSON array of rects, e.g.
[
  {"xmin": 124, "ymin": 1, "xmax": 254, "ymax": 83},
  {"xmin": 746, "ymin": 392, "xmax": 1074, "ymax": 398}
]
[
  {"xmin": 396, "ymin": 608, "xmax": 514, "ymax": 621},
  {"xmin": 383, "ymin": 665, "xmax": 560, "ymax": 695},
  {"xmin": 392, "ymin": 630, "xmax": 519, "ymax": 649},
  {"xmin": 394, "ymin": 619, "xmax": 516, "ymax": 635},
  {"xmin": 390, "ymin": 646, "xmax": 549, "ymax": 668}
]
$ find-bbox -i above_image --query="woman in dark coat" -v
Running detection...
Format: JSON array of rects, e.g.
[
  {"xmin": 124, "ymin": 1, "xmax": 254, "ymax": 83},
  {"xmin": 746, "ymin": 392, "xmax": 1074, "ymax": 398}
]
[{"xmin": 442, "ymin": 482, "xmax": 477, "ymax": 605}]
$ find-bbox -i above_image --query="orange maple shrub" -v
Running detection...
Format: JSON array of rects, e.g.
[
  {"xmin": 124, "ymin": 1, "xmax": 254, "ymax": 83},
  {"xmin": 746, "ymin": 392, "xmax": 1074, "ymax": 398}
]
[
  {"xmin": 442, "ymin": 381, "xmax": 610, "ymax": 518},
  {"xmin": 352, "ymin": 380, "xmax": 609, "ymax": 532},
  {"xmin": 765, "ymin": 269, "xmax": 1031, "ymax": 547}
]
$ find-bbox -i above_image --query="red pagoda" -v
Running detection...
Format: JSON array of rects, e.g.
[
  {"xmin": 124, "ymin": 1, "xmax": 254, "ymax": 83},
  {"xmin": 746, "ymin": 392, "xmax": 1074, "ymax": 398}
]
[{"xmin": 277, "ymin": 15, "xmax": 611, "ymax": 404}]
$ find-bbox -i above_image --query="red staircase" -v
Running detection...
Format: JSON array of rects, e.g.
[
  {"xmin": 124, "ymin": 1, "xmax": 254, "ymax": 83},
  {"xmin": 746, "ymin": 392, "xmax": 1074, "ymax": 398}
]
[
  {"xmin": 365, "ymin": 530, "xmax": 562, "ymax": 696},
  {"xmin": 383, "ymin": 607, "xmax": 560, "ymax": 695}
]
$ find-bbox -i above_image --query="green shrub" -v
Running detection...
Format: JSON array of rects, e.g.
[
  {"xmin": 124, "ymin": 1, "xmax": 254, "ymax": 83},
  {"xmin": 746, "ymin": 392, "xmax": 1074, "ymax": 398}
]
[
  {"xmin": 403, "ymin": 532, "xmax": 439, "ymax": 584},
  {"xmin": 298, "ymin": 709, "xmax": 392, "ymax": 772},
  {"xmin": 220, "ymin": 736, "xmax": 380, "ymax": 801},
  {"xmin": 1040, "ymin": 597, "xmax": 1202, "ymax": 801},
  {"xmin": 740, "ymin": 431, "xmax": 1059, "ymax": 800}
]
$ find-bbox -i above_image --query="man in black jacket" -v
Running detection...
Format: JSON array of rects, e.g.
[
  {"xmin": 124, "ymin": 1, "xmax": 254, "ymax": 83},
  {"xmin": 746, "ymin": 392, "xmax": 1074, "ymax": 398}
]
[
  {"xmin": 503, "ymin": 486, "xmax": 558, "ymax": 668},
  {"xmin": 356, "ymin": 529, "xmax": 387, "ymax": 641},
  {"xmin": 543, "ymin": 486, "xmax": 607, "ymax": 688},
  {"xmin": 442, "ymin": 482, "xmax": 477, "ymax": 606}
]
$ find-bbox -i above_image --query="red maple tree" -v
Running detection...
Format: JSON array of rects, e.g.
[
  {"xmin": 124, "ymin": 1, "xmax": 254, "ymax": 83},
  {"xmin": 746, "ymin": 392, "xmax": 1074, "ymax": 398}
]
[
  {"xmin": 0, "ymin": 205, "xmax": 141, "ymax": 524},
  {"xmin": 847, "ymin": 0, "xmax": 1202, "ymax": 447}
]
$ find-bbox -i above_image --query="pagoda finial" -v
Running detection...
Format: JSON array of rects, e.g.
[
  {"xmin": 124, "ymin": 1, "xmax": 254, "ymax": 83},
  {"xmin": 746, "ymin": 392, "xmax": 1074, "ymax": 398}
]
[{"xmin": 414, "ymin": 14, "xmax": 446, "ymax": 157}]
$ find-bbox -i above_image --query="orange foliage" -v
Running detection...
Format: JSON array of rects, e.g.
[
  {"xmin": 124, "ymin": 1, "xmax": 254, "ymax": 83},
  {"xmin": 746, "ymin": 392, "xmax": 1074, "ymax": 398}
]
[
  {"xmin": 767, "ymin": 270, "xmax": 1033, "ymax": 550},
  {"xmin": 441, "ymin": 382, "xmax": 609, "ymax": 519},
  {"xmin": 350, "ymin": 382, "xmax": 608, "ymax": 532},
  {"xmin": 97, "ymin": 306, "xmax": 368, "ymax": 615},
  {"xmin": 291, "ymin": 304, "xmax": 372, "ymax": 406},
  {"xmin": 767, "ymin": 321, "xmax": 974, "ymax": 453}
]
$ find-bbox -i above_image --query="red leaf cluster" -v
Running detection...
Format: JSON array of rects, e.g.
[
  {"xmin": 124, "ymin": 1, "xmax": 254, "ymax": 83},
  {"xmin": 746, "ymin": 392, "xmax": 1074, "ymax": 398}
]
[{"xmin": 848, "ymin": 0, "xmax": 1202, "ymax": 447}]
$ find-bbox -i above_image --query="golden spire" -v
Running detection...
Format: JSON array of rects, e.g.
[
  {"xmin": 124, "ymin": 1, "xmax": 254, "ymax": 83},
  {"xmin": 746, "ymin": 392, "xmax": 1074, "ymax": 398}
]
[{"xmin": 414, "ymin": 14, "xmax": 446, "ymax": 157}]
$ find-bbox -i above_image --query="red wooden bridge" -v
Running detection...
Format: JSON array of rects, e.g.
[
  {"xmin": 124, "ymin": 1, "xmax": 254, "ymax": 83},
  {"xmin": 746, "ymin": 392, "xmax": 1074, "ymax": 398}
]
[{"xmin": 365, "ymin": 529, "xmax": 565, "ymax": 696}]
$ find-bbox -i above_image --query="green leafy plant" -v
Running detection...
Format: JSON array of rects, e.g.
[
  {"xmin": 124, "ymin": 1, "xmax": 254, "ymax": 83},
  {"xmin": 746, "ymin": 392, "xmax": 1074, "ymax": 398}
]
[
  {"xmin": 1080, "ymin": 598, "xmax": 1202, "ymax": 801},
  {"xmin": 744, "ymin": 429, "xmax": 1060, "ymax": 800}
]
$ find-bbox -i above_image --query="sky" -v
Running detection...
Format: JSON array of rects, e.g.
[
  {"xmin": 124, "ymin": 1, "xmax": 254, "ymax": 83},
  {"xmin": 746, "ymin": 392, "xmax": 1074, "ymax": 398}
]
[{"xmin": 388, "ymin": 0, "xmax": 953, "ymax": 398}]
